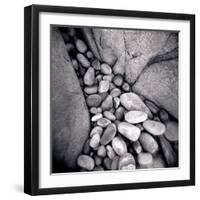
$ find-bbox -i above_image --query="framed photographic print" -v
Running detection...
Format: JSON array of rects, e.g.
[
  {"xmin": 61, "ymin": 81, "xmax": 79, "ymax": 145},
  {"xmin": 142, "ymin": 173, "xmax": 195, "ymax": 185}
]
[{"xmin": 24, "ymin": 4, "xmax": 195, "ymax": 195}]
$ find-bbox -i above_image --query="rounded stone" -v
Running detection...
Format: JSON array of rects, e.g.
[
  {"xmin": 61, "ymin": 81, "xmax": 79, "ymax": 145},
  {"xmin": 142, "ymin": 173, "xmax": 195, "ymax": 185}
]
[
  {"xmin": 124, "ymin": 111, "xmax": 148, "ymax": 124},
  {"xmin": 113, "ymin": 75, "xmax": 123, "ymax": 87},
  {"xmin": 94, "ymin": 155, "xmax": 103, "ymax": 166},
  {"xmin": 97, "ymin": 145, "xmax": 107, "ymax": 158},
  {"xmin": 77, "ymin": 53, "xmax": 90, "ymax": 68},
  {"xmin": 100, "ymin": 123, "xmax": 117, "ymax": 145},
  {"xmin": 139, "ymin": 132, "xmax": 159, "ymax": 154},
  {"xmin": 101, "ymin": 95, "xmax": 113, "ymax": 111},
  {"xmin": 112, "ymin": 137, "xmax": 127, "ymax": 156},
  {"xmin": 143, "ymin": 120, "xmax": 166, "ymax": 136},
  {"xmin": 84, "ymin": 86, "xmax": 98, "ymax": 94},
  {"xmin": 115, "ymin": 106, "xmax": 125, "ymax": 120},
  {"xmin": 103, "ymin": 111, "xmax": 116, "ymax": 121},
  {"xmin": 84, "ymin": 67, "xmax": 95, "ymax": 86},
  {"xmin": 118, "ymin": 122, "xmax": 141, "ymax": 142},
  {"xmin": 97, "ymin": 118, "xmax": 111, "ymax": 127},
  {"xmin": 91, "ymin": 113, "xmax": 103, "ymax": 122},
  {"xmin": 101, "ymin": 63, "xmax": 112, "ymax": 75},
  {"xmin": 99, "ymin": 80, "xmax": 110, "ymax": 93},
  {"xmin": 103, "ymin": 157, "xmax": 112, "ymax": 170},
  {"xmin": 90, "ymin": 126, "xmax": 103, "ymax": 137},
  {"xmin": 86, "ymin": 51, "xmax": 93, "ymax": 59},
  {"xmin": 120, "ymin": 92, "xmax": 152, "ymax": 117},
  {"xmin": 137, "ymin": 153, "xmax": 153, "ymax": 168},
  {"xmin": 77, "ymin": 155, "xmax": 95, "ymax": 170},
  {"xmin": 164, "ymin": 120, "xmax": 178, "ymax": 142},
  {"xmin": 111, "ymin": 156, "xmax": 120, "ymax": 170},
  {"xmin": 103, "ymin": 75, "xmax": 114, "ymax": 82},
  {"xmin": 159, "ymin": 109, "xmax": 170, "ymax": 122},
  {"xmin": 122, "ymin": 82, "xmax": 130, "ymax": 92},
  {"xmin": 118, "ymin": 153, "xmax": 136, "ymax": 170},
  {"xmin": 113, "ymin": 97, "xmax": 120, "ymax": 109},
  {"xmin": 110, "ymin": 88, "xmax": 121, "ymax": 97},
  {"xmin": 86, "ymin": 94, "xmax": 102, "ymax": 107},
  {"xmin": 106, "ymin": 145, "xmax": 116, "ymax": 159},
  {"xmin": 75, "ymin": 39, "xmax": 87, "ymax": 53},
  {"xmin": 89, "ymin": 133, "xmax": 100, "ymax": 149}
]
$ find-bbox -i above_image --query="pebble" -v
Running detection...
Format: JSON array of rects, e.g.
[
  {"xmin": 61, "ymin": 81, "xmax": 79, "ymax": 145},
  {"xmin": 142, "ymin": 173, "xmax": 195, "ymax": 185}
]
[
  {"xmin": 122, "ymin": 82, "xmax": 130, "ymax": 92},
  {"xmin": 159, "ymin": 109, "xmax": 170, "ymax": 122},
  {"xmin": 109, "ymin": 82, "xmax": 116, "ymax": 90},
  {"xmin": 83, "ymin": 139, "xmax": 90, "ymax": 154},
  {"xmin": 72, "ymin": 59, "xmax": 79, "ymax": 70},
  {"xmin": 143, "ymin": 120, "xmax": 166, "ymax": 136},
  {"xmin": 77, "ymin": 53, "xmax": 90, "ymax": 68},
  {"xmin": 111, "ymin": 156, "xmax": 120, "ymax": 170},
  {"xmin": 152, "ymin": 154, "xmax": 166, "ymax": 168},
  {"xmin": 86, "ymin": 51, "xmax": 93, "ymax": 59},
  {"xmin": 84, "ymin": 67, "xmax": 95, "ymax": 86},
  {"xmin": 101, "ymin": 63, "xmax": 112, "ymax": 75},
  {"xmin": 100, "ymin": 123, "xmax": 117, "ymax": 145},
  {"xmin": 99, "ymin": 80, "xmax": 110, "ymax": 93},
  {"xmin": 101, "ymin": 95, "xmax": 113, "ymax": 111},
  {"xmin": 86, "ymin": 94, "xmax": 102, "ymax": 107},
  {"xmin": 97, "ymin": 118, "xmax": 111, "ymax": 127},
  {"xmin": 97, "ymin": 107, "xmax": 102, "ymax": 113},
  {"xmin": 75, "ymin": 39, "xmax": 87, "ymax": 53},
  {"xmin": 99, "ymin": 92, "xmax": 108, "ymax": 101},
  {"xmin": 132, "ymin": 141, "xmax": 143, "ymax": 154},
  {"xmin": 92, "ymin": 59, "xmax": 101, "ymax": 70},
  {"xmin": 118, "ymin": 153, "xmax": 136, "ymax": 170},
  {"xmin": 112, "ymin": 137, "xmax": 127, "ymax": 156},
  {"xmin": 115, "ymin": 106, "xmax": 125, "ymax": 120},
  {"xmin": 145, "ymin": 100, "xmax": 160, "ymax": 114},
  {"xmin": 84, "ymin": 86, "xmax": 98, "ymax": 94},
  {"xmin": 118, "ymin": 122, "xmax": 141, "ymax": 142},
  {"xmin": 97, "ymin": 145, "xmax": 107, "ymax": 158},
  {"xmin": 137, "ymin": 153, "xmax": 153, "ymax": 168},
  {"xmin": 158, "ymin": 136, "xmax": 177, "ymax": 167},
  {"xmin": 124, "ymin": 111, "xmax": 148, "ymax": 124},
  {"xmin": 139, "ymin": 132, "xmax": 159, "ymax": 154},
  {"xmin": 89, "ymin": 133, "xmax": 100, "ymax": 149},
  {"xmin": 90, "ymin": 126, "xmax": 103, "ymax": 137},
  {"xmin": 110, "ymin": 88, "xmax": 121, "ymax": 97},
  {"xmin": 113, "ymin": 97, "xmax": 120, "ymax": 109},
  {"xmin": 164, "ymin": 120, "xmax": 178, "ymax": 142},
  {"xmin": 103, "ymin": 75, "xmax": 114, "ymax": 82},
  {"xmin": 91, "ymin": 113, "xmax": 103, "ymax": 122},
  {"xmin": 113, "ymin": 75, "xmax": 123, "ymax": 87},
  {"xmin": 103, "ymin": 157, "xmax": 112, "ymax": 170},
  {"xmin": 106, "ymin": 145, "xmax": 116, "ymax": 159},
  {"xmin": 120, "ymin": 92, "xmax": 152, "ymax": 117},
  {"xmin": 103, "ymin": 111, "xmax": 116, "ymax": 121},
  {"xmin": 90, "ymin": 107, "xmax": 98, "ymax": 114},
  {"xmin": 77, "ymin": 155, "xmax": 95, "ymax": 170},
  {"xmin": 94, "ymin": 155, "xmax": 102, "ymax": 166}
]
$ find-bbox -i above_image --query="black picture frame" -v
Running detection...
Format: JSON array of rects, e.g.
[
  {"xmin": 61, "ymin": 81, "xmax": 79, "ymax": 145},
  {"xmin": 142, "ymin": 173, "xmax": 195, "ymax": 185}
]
[{"xmin": 24, "ymin": 4, "xmax": 195, "ymax": 196}]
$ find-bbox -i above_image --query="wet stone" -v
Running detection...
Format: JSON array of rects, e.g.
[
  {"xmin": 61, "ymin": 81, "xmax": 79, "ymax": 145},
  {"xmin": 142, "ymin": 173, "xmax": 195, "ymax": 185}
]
[
  {"xmin": 143, "ymin": 120, "xmax": 166, "ymax": 136},
  {"xmin": 84, "ymin": 67, "xmax": 95, "ymax": 86},
  {"xmin": 97, "ymin": 118, "xmax": 111, "ymax": 128},
  {"xmin": 86, "ymin": 94, "xmax": 102, "ymax": 107}
]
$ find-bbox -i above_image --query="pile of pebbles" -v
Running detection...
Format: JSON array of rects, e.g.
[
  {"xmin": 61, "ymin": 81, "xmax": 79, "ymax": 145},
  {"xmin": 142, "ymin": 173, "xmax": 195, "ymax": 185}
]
[{"xmin": 60, "ymin": 27, "xmax": 178, "ymax": 172}]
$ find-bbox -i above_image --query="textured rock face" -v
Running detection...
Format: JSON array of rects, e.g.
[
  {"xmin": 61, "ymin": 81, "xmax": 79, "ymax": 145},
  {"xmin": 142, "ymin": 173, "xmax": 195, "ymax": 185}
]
[
  {"xmin": 133, "ymin": 59, "xmax": 178, "ymax": 119},
  {"xmin": 83, "ymin": 28, "xmax": 178, "ymax": 84},
  {"xmin": 51, "ymin": 28, "xmax": 90, "ymax": 171}
]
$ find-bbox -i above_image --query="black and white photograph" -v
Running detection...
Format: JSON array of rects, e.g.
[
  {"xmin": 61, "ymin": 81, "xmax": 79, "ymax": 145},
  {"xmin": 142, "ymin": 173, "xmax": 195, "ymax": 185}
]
[
  {"xmin": 24, "ymin": 5, "xmax": 195, "ymax": 195},
  {"xmin": 51, "ymin": 26, "xmax": 179, "ymax": 173}
]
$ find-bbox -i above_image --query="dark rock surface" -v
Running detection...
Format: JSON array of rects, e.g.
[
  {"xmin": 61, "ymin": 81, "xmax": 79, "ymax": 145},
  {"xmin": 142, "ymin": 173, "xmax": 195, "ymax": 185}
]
[{"xmin": 51, "ymin": 28, "xmax": 90, "ymax": 171}]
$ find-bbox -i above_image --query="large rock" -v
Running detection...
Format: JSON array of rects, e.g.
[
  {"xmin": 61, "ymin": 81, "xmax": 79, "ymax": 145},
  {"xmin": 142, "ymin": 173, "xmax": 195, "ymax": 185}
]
[
  {"xmin": 133, "ymin": 59, "xmax": 178, "ymax": 119},
  {"xmin": 52, "ymin": 28, "xmax": 90, "ymax": 171},
  {"xmin": 83, "ymin": 28, "xmax": 178, "ymax": 84}
]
